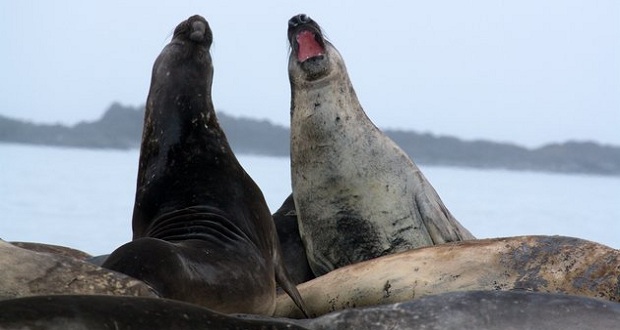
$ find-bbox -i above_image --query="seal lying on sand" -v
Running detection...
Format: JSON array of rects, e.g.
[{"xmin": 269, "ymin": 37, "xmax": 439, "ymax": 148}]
[
  {"xmin": 275, "ymin": 235, "xmax": 620, "ymax": 318},
  {"xmin": 287, "ymin": 14, "xmax": 474, "ymax": 276},
  {"xmin": 102, "ymin": 15, "xmax": 306, "ymax": 316}
]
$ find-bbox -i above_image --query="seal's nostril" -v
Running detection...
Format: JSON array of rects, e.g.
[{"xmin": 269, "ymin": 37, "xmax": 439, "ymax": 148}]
[{"xmin": 289, "ymin": 14, "xmax": 311, "ymax": 28}]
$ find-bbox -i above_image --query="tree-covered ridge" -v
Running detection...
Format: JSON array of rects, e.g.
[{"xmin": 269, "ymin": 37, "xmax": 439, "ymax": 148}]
[{"xmin": 1, "ymin": 103, "xmax": 619, "ymax": 176}]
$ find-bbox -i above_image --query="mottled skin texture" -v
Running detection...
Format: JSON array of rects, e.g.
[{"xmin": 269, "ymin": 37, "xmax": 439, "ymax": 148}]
[
  {"xmin": 102, "ymin": 15, "xmax": 306, "ymax": 316},
  {"xmin": 297, "ymin": 290, "xmax": 620, "ymax": 330},
  {"xmin": 9, "ymin": 241, "xmax": 92, "ymax": 261},
  {"xmin": 287, "ymin": 14, "xmax": 474, "ymax": 276},
  {"xmin": 275, "ymin": 235, "xmax": 620, "ymax": 318},
  {"xmin": 0, "ymin": 240, "xmax": 156, "ymax": 300}
]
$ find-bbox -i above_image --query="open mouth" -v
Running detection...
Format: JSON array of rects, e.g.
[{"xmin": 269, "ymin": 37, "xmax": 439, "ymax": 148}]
[
  {"xmin": 288, "ymin": 14, "xmax": 326, "ymax": 63},
  {"xmin": 295, "ymin": 29, "xmax": 325, "ymax": 63}
]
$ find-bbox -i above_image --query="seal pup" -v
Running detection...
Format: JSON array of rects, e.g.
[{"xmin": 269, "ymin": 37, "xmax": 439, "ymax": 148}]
[
  {"xmin": 275, "ymin": 235, "xmax": 620, "ymax": 318},
  {"xmin": 287, "ymin": 14, "xmax": 474, "ymax": 276},
  {"xmin": 102, "ymin": 15, "xmax": 307, "ymax": 316}
]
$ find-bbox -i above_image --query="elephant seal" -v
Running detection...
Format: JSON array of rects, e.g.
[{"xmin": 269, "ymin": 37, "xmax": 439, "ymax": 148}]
[
  {"xmin": 287, "ymin": 14, "xmax": 474, "ymax": 276},
  {"xmin": 297, "ymin": 290, "xmax": 620, "ymax": 330},
  {"xmin": 102, "ymin": 15, "xmax": 307, "ymax": 316},
  {"xmin": 275, "ymin": 235, "xmax": 620, "ymax": 318},
  {"xmin": 273, "ymin": 194, "xmax": 315, "ymax": 285},
  {"xmin": 0, "ymin": 295, "xmax": 309, "ymax": 330},
  {"xmin": 0, "ymin": 240, "xmax": 155, "ymax": 300},
  {"xmin": 3, "ymin": 292, "xmax": 617, "ymax": 330},
  {"xmin": 9, "ymin": 241, "xmax": 92, "ymax": 261}
]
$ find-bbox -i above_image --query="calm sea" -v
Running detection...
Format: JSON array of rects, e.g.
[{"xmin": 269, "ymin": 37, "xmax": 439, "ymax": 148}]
[{"xmin": 1, "ymin": 143, "xmax": 618, "ymax": 255}]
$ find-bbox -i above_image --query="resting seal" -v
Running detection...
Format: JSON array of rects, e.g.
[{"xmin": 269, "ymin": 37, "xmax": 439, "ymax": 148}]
[
  {"xmin": 9, "ymin": 241, "xmax": 92, "ymax": 261},
  {"xmin": 0, "ymin": 295, "xmax": 309, "ymax": 330},
  {"xmin": 275, "ymin": 235, "xmax": 620, "ymax": 318},
  {"xmin": 0, "ymin": 240, "xmax": 155, "ymax": 300},
  {"xmin": 297, "ymin": 290, "xmax": 620, "ymax": 330},
  {"xmin": 287, "ymin": 14, "xmax": 474, "ymax": 276},
  {"xmin": 102, "ymin": 15, "xmax": 306, "ymax": 316},
  {"xmin": 2, "ymin": 291, "xmax": 617, "ymax": 330}
]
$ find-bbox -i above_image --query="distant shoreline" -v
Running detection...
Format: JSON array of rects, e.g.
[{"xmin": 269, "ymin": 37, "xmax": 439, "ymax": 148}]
[{"xmin": 2, "ymin": 103, "xmax": 619, "ymax": 177}]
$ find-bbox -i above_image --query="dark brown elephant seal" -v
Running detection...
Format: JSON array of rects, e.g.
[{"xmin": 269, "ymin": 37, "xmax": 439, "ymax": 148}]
[
  {"xmin": 287, "ymin": 14, "xmax": 474, "ymax": 276},
  {"xmin": 102, "ymin": 15, "xmax": 307, "ymax": 316},
  {"xmin": 2, "ymin": 292, "xmax": 618, "ymax": 330},
  {"xmin": 275, "ymin": 235, "xmax": 620, "ymax": 318},
  {"xmin": 273, "ymin": 194, "xmax": 315, "ymax": 286},
  {"xmin": 0, "ymin": 295, "xmax": 310, "ymax": 330}
]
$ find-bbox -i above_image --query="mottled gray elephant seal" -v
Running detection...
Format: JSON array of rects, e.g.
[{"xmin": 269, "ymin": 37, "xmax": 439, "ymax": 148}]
[
  {"xmin": 297, "ymin": 290, "xmax": 620, "ymax": 330},
  {"xmin": 102, "ymin": 15, "xmax": 307, "ymax": 316},
  {"xmin": 287, "ymin": 14, "xmax": 474, "ymax": 276},
  {"xmin": 9, "ymin": 241, "xmax": 92, "ymax": 260},
  {"xmin": 0, "ymin": 240, "xmax": 155, "ymax": 300},
  {"xmin": 275, "ymin": 235, "xmax": 620, "ymax": 318}
]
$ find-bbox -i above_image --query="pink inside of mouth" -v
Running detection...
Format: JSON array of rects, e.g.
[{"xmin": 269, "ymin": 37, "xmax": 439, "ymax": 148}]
[{"xmin": 296, "ymin": 30, "xmax": 324, "ymax": 62}]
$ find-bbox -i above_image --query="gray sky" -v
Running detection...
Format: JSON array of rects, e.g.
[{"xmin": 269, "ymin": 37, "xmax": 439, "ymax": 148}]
[{"xmin": 1, "ymin": 0, "xmax": 618, "ymax": 148}]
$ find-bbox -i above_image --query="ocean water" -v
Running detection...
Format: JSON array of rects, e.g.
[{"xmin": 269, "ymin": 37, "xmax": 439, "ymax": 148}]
[{"xmin": 1, "ymin": 143, "xmax": 618, "ymax": 255}]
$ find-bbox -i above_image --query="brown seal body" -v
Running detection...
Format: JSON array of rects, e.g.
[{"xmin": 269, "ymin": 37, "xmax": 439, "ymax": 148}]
[
  {"xmin": 287, "ymin": 14, "xmax": 474, "ymax": 276},
  {"xmin": 0, "ymin": 295, "xmax": 310, "ymax": 330},
  {"xmin": 273, "ymin": 194, "xmax": 315, "ymax": 286},
  {"xmin": 275, "ymin": 235, "xmax": 620, "ymax": 318},
  {"xmin": 102, "ymin": 15, "xmax": 306, "ymax": 316}
]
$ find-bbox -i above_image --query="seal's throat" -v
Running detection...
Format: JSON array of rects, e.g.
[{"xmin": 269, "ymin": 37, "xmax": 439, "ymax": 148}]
[{"xmin": 144, "ymin": 207, "xmax": 252, "ymax": 243}]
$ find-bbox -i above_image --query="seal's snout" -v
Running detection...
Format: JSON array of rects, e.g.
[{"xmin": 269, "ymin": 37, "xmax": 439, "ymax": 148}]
[
  {"xmin": 289, "ymin": 14, "xmax": 312, "ymax": 28},
  {"xmin": 190, "ymin": 20, "xmax": 207, "ymax": 42},
  {"xmin": 287, "ymin": 14, "xmax": 330, "ymax": 79},
  {"xmin": 173, "ymin": 15, "xmax": 212, "ymax": 46},
  {"xmin": 287, "ymin": 14, "xmax": 325, "ymax": 64}
]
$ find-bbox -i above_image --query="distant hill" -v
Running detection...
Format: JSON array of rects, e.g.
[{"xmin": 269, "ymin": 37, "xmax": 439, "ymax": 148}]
[
  {"xmin": 2, "ymin": 103, "xmax": 619, "ymax": 176},
  {"xmin": 0, "ymin": 103, "xmax": 143, "ymax": 149}
]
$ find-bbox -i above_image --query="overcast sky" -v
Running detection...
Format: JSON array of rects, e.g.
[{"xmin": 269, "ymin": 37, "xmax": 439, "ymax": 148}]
[{"xmin": 1, "ymin": 1, "xmax": 618, "ymax": 148}]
